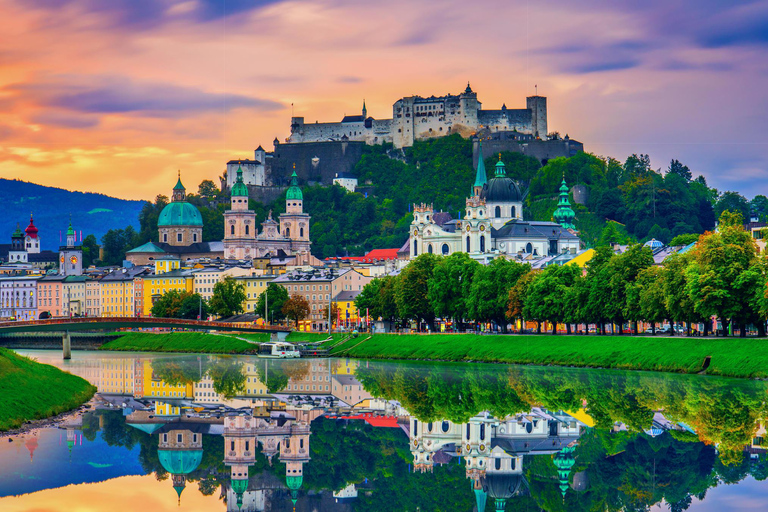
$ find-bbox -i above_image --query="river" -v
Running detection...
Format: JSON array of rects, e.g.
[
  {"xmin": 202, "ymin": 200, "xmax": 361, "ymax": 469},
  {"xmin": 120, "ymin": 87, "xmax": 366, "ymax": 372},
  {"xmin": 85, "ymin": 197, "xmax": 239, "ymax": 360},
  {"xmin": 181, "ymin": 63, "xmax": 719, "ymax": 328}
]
[{"xmin": 1, "ymin": 350, "xmax": 767, "ymax": 511}]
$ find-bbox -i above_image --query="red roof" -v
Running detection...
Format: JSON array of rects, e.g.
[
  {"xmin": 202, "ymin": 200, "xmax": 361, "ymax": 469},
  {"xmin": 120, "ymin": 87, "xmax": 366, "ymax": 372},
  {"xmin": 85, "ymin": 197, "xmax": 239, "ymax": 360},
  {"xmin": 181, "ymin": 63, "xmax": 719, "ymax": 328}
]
[
  {"xmin": 339, "ymin": 413, "xmax": 400, "ymax": 428},
  {"xmin": 25, "ymin": 215, "xmax": 38, "ymax": 239},
  {"xmin": 325, "ymin": 248, "xmax": 400, "ymax": 264}
]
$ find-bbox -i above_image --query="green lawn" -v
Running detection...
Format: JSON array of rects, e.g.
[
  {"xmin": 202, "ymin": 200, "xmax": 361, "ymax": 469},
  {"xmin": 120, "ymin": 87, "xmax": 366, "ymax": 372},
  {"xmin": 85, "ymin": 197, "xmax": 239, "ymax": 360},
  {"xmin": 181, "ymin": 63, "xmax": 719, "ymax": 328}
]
[
  {"xmin": 286, "ymin": 332, "xmax": 344, "ymax": 343},
  {"xmin": 0, "ymin": 348, "xmax": 96, "ymax": 431},
  {"xmin": 325, "ymin": 333, "xmax": 768, "ymax": 379},
  {"xmin": 100, "ymin": 332, "xmax": 257, "ymax": 354}
]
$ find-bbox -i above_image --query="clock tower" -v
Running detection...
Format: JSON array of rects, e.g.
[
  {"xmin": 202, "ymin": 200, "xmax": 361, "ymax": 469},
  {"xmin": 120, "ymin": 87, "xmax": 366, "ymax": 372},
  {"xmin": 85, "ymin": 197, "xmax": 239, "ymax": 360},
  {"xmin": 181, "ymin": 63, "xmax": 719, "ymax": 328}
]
[{"xmin": 59, "ymin": 219, "xmax": 83, "ymax": 276}]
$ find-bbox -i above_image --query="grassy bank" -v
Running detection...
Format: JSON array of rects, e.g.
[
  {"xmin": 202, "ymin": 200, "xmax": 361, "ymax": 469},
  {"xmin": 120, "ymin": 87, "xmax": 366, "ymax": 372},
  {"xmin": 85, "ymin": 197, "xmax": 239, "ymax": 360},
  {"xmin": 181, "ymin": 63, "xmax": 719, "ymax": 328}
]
[
  {"xmin": 325, "ymin": 333, "xmax": 768, "ymax": 379},
  {"xmin": 0, "ymin": 348, "xmax": 96, "ymax": 431},
  {"xmin": 100, "ymin": 332, "xmax": 257, "ymax": 354}
]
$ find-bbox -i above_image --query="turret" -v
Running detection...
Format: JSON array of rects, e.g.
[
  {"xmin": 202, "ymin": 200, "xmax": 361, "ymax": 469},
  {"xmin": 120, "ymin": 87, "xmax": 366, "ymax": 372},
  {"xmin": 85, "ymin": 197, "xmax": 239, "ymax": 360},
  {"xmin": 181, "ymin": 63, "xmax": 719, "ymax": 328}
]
[
  {"xmin": 362, "ymin": 100, "xmax": 367, "ymax": 119},
  {"xmin": 172, "ymin": 170, "xmax": 186, "ymax": 202},
  {"xmin": 473, "ymin": 140, "xmax": 488, "ymax": 197},
  {"xmin": 553, "ymin": 177, "xmax": 576, "ymax": 230}
]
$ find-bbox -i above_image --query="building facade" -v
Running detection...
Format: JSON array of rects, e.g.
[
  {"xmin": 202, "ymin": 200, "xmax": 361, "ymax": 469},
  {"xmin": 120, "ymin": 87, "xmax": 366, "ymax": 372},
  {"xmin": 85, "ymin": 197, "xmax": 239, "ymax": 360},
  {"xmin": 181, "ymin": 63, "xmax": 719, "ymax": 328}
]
[{"xmin": 0, "ymin": 275, "xmax": 39, "ymax": 320}]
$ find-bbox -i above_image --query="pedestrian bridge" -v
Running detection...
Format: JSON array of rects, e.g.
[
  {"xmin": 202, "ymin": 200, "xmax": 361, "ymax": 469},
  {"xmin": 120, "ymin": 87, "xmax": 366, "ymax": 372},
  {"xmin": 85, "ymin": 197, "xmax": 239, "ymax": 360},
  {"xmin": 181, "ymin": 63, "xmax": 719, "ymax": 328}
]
[{"xmin": 0, "ymin": 316, "xmax": 290, "ymax": 335}]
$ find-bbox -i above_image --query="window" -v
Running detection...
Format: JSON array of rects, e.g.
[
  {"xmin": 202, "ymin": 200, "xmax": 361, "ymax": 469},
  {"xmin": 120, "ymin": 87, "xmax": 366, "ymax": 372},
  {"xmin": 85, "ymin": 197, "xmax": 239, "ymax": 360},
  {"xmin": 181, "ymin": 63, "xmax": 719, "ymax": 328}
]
[
  {"xmin": 177, "ymin": 433, "xmax": 183, "ymax": 443},
  {"xmin": 193, "ymin": 233, "xmax": 198, "ymax": 242},
  {"xmin": 466, "ymin": 236, "xmax": 471, "ymax": 252},
  {"xmin": 413, "ymin": 240, "xmax": 418, "ymax": 256},
  {"xmin": 495, "ymin": 458, "xmax": 501, "ymax": 470},
  {"xmin": 511, "ymin": 205, "xmax": 516, "ymax": 218},
  {"xmin": 300, "ymin": 227, "xmax": 304, "ymax": 237},
  {"xmin": 495, "ymin": 206, "xmax": 501, "ymax": 217},
  {"xmin": 177, "ymin": 233, "xmax": 182, "ymax": 242},
  {"xmin": 427, "ymin": 244, "xmax": 433, "ymax": 254},
  {"xmin": 163, "ymin": 233, "xmax": 168, "ymax": 242},
  {"xmin": 245, "ymin": 225, "xmax": 249, "ymax": 235},
  {"xmin": 480, "ymin": 235, "xmax": 485, "ymax": 252},
  {"xmin": 231, "ymin": 225, "xmax": 235, "ymax": 235},
  {"xmin": 526, "ymin": 242, "xmax": 533, "ymax": 254},
  {"xmin": 442, "ymin": 243, "xmax": 449, "ymax": 255}
]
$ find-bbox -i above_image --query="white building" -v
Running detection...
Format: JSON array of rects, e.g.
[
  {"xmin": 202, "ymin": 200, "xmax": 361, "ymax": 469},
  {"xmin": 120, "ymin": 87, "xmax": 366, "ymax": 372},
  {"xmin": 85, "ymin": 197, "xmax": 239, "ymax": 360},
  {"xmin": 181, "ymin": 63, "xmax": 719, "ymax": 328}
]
[
  {"xmin": 332, "ymin": 172, "xmax": 358, "ymax": 193},
  {"xmin": 225, "ymin": 146, "xmax": 267, "ymax": 188},
  {"xmin": 0, "ymin": 275, "xmax": 40, "ymax": 320}
]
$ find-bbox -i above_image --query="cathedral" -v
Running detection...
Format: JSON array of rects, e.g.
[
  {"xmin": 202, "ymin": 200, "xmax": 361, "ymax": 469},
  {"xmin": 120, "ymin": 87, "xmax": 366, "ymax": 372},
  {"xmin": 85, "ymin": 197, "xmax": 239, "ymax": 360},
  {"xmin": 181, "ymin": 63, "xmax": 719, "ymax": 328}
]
[
  {"xmin": 409, "ymin": 141, "xmax": 580, "ymax": 260},
  {"xmin": 224, "ymin": 166, "xmax": 311, "ymax": 259},
  {"xmin": 127, "ymin": 170, "xmax": 311, "ymax": 265}
]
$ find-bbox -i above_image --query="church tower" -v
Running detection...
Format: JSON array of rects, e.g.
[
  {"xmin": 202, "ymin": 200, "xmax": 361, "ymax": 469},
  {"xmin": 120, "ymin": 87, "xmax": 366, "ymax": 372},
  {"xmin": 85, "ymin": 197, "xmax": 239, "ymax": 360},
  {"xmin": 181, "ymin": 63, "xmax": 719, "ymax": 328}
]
[
  {"xmin": 278, "ymin": 169, "xmax": 311, "ymax": 253},
  {"xmin": 24, "ymin": 214, "xmax": 40, "ymax": 254},
  {"xmin": 59, "ymin": 219, "xmax": 83, "ymax": 276},
  {"xmin": 553, "ymin": 177, "xmax": 576, "ymax": 230},
  {"xmin": 224, "ymin": 166, "xmax": 258, "ymax": 260},
  {"xmin": 280, "ymin": 423, "xmax": 311, "ymax": 509},
  {"xmin": 473, "ymin": 140, "xmax": 488, "ymax": 197},
  {"xmin": 9, "ymin": 224, "xmax": 27, "ymax": 263},
  {"xmin": 224, "ymin": 415, "xmax": 257, "ymax": 510}
]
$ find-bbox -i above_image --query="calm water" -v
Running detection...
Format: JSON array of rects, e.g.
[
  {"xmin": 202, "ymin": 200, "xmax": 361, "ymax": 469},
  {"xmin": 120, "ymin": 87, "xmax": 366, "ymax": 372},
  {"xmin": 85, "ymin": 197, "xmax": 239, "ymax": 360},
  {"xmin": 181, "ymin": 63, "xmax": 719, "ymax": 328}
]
[{"xmin": 2, "ymin": 350, "xmax": 768, "ymax": 512}]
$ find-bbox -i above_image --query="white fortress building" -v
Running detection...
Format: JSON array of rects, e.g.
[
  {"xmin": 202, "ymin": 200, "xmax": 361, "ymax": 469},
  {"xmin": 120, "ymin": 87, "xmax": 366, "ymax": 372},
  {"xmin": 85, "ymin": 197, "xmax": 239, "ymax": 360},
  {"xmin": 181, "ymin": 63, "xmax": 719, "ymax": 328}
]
[{"xmin": 288, "ymin": 84, "xmax": 548, "ymax": 149}]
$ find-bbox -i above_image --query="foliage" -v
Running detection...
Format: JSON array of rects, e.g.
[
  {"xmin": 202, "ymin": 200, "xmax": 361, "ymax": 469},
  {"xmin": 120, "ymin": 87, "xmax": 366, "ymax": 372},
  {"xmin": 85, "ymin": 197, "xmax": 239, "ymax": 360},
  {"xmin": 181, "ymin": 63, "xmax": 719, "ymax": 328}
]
[
  {"xmin": 101, "ymin": 225, "xmax": 140, "ymax": 265},
  {"xmin": 150, "ymin": 290, "xmax": 208, "ymax": 320},
  {"xmin": 466, "ymin": 257, "xmax": 529, "ymax": 328},
  {"xmin": 282, "ymin": 294, "xmax": 310, "ymax": 326},
  {"xmin": 669, "ymin": 233, "xmax": 700, "ymax": 246},
  {"xmin": 207, "ymin": 357, "xmax": 247, "ymax": 399},
  {"xmin": 208, "ymin": 277, "xmax": 247, "ymax": 318},
  {"xmin": 427, "ymin": 252, "xmax": 480, "ymax": 321},
  {"xmin": 255, "ymin": 283, "xmax": 288, "ymax": 322},
  {"xmin": 81, "ymin": 233, "xmax": 100, "ymax": 267},
  {"xmin": 355, "ymin": 275, "xmax": 399, "ymax": 323},
  {"xmin": 395, "ymin": 253, "xmax": 440, "ymax": 325}
]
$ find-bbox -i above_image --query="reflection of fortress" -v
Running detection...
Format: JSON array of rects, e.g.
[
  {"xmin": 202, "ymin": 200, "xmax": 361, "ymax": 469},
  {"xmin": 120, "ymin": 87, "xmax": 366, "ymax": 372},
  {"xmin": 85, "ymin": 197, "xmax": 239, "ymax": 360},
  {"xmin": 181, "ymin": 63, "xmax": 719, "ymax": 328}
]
[{"xmin": 408, "ymin": 408, "xmax": 584, "ymax": 509}]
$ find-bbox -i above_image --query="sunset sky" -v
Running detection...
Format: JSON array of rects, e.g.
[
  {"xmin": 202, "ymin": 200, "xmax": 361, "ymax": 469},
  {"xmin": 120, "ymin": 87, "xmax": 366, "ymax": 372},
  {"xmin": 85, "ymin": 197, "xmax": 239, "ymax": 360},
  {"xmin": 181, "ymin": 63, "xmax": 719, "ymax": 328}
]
[{"xmin": 0, "ymin": 0, "xmax": 766, "ymax": 200}]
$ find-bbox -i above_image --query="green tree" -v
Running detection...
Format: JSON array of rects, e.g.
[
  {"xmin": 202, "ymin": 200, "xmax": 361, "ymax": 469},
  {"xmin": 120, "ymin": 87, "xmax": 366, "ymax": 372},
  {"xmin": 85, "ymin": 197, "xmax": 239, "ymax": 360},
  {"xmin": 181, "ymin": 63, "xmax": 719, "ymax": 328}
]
[
  {"xmin": 427, "ymin": 252, "xmax": 479, "ymax": 322},
  {"xmin": 356, "ymin": 275, "xmax": 399, "ymax": 324},
  {"xmin": 255, "ymin": 283, "xmax": 288, "ymax": 323},
  {"xmin": 395, "ymin": 253, "xmax": 440, "ymax": 328},
  {"xmin": 715, "ymin": 192, "xmax": 750, "ymax": 221},
  {"xmin": 137, "ymin": 194, "xmax": 168, "ymax": 244},
  {"xmin": 612, "ymin": 244, "xmax": 654, "ymax": 333},
  {"xmin": 81, "ymin": 234, "xmax": 100, "ymax": 267},
  {"xmin": 669, "ymin": 233, "xmax": 700, "ymax": 246},
  {"xmin": 523, "ymin": 263, "xmax": 581, "ymax": 334},
  {"xmin": 631, "ymin": 266, "xmax": 668, "ymax": 333},
  {"xmin": 151, "ymin": 290, "xmax": 207, "ymax": 319},
  {"xmin": 197, "ymin": 179, "xmax": 220, "ymax": 199},
  {"xmin": 101, "ymin": 226, "xmax": 139, "ymax": 265},
  {"xmin": 685, "ymin": 211, "xmax": 759, "ymax": 336},
  {"xmin": 209, "ymin": 277, "xmax": 247, "ymax": 318},
  {"xmin": 598, "ymin": 220, "xmax": 633, "ymax": 247},
  {"xmin": 466, "ymin": 257, "xmax": 529, "ymax": 330},
  {"xmin": 667, "ymin": 159, "xmax": 692, "ymax": 181},
  {"xmin": 207, "ymin": 357, "xmax": 246, "ymax": 399},
  {"xmin": 282, "ymin": 294, "xmax": 310, "ymax": 327}
]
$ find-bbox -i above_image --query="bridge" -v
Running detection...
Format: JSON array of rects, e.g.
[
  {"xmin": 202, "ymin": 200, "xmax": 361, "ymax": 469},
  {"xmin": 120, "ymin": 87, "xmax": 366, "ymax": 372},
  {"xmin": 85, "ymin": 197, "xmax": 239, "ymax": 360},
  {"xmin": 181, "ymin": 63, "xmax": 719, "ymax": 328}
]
[{"xmin": 0, "ymin": 317, "xmax": 291, "ymax": 359}]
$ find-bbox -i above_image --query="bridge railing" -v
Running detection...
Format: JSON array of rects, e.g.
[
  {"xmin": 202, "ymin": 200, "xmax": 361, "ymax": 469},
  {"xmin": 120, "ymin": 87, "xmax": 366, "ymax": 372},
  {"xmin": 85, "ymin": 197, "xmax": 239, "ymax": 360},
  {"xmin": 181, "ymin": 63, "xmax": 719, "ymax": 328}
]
[{"xmin": 0, "ymin": 316, "xmax": 290, "ymax": 332}]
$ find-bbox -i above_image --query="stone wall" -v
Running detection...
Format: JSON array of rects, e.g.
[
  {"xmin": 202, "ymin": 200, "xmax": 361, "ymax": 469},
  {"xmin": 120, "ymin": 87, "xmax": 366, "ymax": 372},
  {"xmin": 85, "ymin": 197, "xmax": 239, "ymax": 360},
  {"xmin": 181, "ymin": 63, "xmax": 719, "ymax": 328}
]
[{"xmin": 270, "ymin": 140, "xmax": 366, "ymax": 186}]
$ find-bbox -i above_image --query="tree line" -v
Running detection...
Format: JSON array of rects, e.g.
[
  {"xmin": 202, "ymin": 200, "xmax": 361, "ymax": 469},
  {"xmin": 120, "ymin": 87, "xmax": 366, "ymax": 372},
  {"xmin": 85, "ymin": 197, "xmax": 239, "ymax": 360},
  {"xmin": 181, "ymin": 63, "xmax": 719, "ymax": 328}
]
[{"xmin": 357, "ymin": 210, "xmax": 768, "ymax": 336}]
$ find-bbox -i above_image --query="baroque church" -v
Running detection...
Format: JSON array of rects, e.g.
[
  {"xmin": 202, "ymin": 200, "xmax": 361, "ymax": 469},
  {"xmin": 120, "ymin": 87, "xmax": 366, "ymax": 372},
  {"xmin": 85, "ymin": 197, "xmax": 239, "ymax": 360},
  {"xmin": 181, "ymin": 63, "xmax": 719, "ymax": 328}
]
[
  {"xmin": 127, "ymin": 170, "xmax": 311, "ymax": 265},
  {"xmin": 409, "ymin": 141, "xmax": 580, "ymax": 260}
]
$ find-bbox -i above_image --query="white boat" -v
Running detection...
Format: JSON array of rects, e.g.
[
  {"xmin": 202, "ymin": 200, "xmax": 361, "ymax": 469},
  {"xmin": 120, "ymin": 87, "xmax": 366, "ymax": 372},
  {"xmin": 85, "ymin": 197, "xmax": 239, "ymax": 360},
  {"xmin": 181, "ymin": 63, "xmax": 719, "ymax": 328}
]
[{"xmin": 258, "ymin": 342, "xmax": 301, "ymax": 358}]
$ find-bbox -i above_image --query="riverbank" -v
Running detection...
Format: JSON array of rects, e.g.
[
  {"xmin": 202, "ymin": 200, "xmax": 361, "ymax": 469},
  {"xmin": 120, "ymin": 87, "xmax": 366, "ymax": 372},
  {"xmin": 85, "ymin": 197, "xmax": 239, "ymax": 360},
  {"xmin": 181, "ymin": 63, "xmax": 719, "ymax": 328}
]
[
  {"xmin": 325, "ymin": 333, "xmax": 768, "ymax": 379},
  {"xmin": 0, "ymin": 348, "xmax": 96, "ymax": 431},
  {"xmin": 99, "ymin": 332, "xmax": 265, "ymax": 353}
]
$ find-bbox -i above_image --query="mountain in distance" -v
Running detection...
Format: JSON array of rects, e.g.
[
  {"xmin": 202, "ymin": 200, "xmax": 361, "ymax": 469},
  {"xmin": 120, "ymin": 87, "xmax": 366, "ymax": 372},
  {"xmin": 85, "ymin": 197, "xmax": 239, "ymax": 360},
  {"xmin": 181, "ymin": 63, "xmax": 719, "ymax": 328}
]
[{"xmin": 0, "ymin": 178, "xmax": 145, "ymax": 251}]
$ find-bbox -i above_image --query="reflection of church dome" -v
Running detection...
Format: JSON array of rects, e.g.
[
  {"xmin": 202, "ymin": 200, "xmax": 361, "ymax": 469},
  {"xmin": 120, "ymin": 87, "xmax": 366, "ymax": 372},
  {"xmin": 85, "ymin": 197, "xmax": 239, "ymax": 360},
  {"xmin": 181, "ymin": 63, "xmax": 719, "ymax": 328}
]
[
  {"xmin": 486, "ymin": 473, "xmax": 524, "ymax": 511},
  {"xmin": 158, "ymin": 449, "xmax": 204, "ymax": 474},
  {"xmin": 286, "ymin": 475, "xmax": 303, "ymax": 490},
  {"xmin": 158, "ymin": 202, "xmax": 203, "ymax": 227},
  {"xmin": 232, "ymin": 477, "xmax": 249, "ymax": 509}
]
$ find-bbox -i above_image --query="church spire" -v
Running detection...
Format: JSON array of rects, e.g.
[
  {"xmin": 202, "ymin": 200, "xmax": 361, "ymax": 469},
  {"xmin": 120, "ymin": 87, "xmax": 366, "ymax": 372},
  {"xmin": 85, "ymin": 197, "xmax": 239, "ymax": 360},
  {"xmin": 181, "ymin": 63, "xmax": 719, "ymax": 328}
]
[
  {"xmin": 362, "ymin": 99, "xmax": 367, "ymax": 119},
  {"xmin": 553, "ymin": 175, "xmax": 576, "ymax": 230},
  {"xmin": 473, "ymin": 139, "xmax": 487, "ymax": 196},
  {"xmin": 494, "ymin": 153, "xmax": 506, "ymax": 177}
]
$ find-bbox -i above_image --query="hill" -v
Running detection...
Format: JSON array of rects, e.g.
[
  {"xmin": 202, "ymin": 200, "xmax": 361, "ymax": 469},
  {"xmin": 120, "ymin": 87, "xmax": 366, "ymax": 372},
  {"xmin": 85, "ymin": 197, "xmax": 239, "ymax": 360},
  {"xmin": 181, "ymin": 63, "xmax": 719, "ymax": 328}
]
[{"xmin": 0, "ymin": 179, "xmax": 145, "ymax": 250}]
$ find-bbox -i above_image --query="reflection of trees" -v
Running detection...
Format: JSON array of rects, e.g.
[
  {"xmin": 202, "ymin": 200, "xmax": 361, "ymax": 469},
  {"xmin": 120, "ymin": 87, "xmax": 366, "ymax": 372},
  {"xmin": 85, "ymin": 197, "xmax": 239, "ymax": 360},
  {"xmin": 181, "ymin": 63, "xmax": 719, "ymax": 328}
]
[
  {"xmin": 254, "ymin": 360, "xmax": 312, "ymax": 393},
  {"xmin": 151, "ymin": 357, "xmax": 209, "ymax": 386},
  {"xmin": 356, "ymin": 362, "xmax": 768, "ymax": 463},
  {"xmin": 207, "ymin": 357, "xmax": 246, "ymax": 399}
]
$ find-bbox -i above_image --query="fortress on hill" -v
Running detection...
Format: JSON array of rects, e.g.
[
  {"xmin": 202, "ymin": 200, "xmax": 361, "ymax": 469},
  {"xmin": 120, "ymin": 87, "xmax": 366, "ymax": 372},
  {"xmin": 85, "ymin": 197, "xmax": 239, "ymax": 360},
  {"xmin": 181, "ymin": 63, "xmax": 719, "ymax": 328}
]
[{"xmin": 288, "ymin": 83, "xmax": 548, "ymax": 148}]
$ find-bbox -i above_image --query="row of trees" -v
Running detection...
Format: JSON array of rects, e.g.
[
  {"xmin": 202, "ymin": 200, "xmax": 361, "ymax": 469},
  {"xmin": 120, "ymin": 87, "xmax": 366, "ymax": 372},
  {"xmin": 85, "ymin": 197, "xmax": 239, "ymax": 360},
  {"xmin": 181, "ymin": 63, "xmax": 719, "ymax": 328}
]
[{"xmin": 357, "ymin": 211, "xmax": 768, "ymax": 336}]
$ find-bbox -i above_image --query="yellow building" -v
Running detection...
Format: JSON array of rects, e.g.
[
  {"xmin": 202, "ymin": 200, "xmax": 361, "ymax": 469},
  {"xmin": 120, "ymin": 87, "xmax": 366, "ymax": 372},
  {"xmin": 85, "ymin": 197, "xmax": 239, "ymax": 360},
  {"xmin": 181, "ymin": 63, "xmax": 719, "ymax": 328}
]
[
  {"xmin": 100, "ymin": 271, "xmax": 135, "ymax": 317},
  {"xmin": 193, "ymin": 265, "xmax": 253, "ymax": 302},
  {"xmin": 333, "ymin": 290, "xmax": 363, "ymax": 328},
  {"xmin": 233, "ymin": 273, "xmax": 278, "ymax": 314},
  {"xmin": 142, "ymin": 360, "xmax": 194, "ymax": 400},
  {"xmin": 141, "ymin": 263, "xmax": 194, "ymax": 317},
  {"xmin": 99, "ymin": 358, "xmax": 135, "ymax": 395}
]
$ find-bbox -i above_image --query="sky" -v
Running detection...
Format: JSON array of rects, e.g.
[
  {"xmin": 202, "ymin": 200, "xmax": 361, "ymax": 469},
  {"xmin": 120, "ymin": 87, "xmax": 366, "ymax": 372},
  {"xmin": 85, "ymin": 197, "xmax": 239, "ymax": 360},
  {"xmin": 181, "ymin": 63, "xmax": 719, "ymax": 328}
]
[{"xmin": 0, "ymin": 0, "xmax": 766, "ymax": 201}]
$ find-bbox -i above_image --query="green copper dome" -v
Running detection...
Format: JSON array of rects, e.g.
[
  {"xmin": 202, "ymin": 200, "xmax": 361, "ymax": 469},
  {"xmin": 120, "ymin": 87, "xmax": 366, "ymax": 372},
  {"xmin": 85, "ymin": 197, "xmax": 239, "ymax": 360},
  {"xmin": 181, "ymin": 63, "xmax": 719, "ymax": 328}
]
[
  {"xmin": 232, "ymin": 477, "xmax": 249, "ymax": 495},
  {"xmin": 173, "ymin": 176, "xmax": 186, "ymax": 191},
  {"xmin": 158, "ymin": 449, "xmax": 204, "ymax": 475},
  {"xmin": 12, "ymin": 223, "xmax": 23, "ymax": 238},
  {"xmin": 158, "ymin": 201, "xmax": 203, "ymax": 227},
  {"xmin": 553, "ymin": 178, "xmax": 576, "ymax": 230},
  {"xmin": 494, "ymin": 157, "xmax": 506, "ymax": 177},
  {"xmin": 66, "ymin": 219, "xmax": 75, "ymax": 236},
  {"xmin": 231, "ymin": 166, "xmax": 249, "ymax": 197},
  {"xmin": 286, "ymin": 474, "xmax": 303, "ymax": 490},
  {"xmin": 474, "ymin": 140, "xmax": 488, "ymax": 189},
  {"xmin": 474, "ymin": 488, "xmax": 487, "ymax": 512},
  {"xmin": 554, "ymin": 445, "xmax": 576, "ymax": 499},
  {"xmin": 286, "ymin": 171, "xmax": 303, "ymax": 201}
]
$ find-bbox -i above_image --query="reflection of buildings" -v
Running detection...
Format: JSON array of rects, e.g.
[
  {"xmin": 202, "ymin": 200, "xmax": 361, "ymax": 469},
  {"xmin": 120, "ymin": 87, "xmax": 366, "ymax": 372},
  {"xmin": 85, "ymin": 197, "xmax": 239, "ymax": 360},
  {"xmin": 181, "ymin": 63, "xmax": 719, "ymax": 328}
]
[
  {"xmin": 157, "ymin": 424, "xmax": 205, "ymax": 503},
  {"xmin": 409, "ymin": 408, "xmax": 586, "ymax": 508}
]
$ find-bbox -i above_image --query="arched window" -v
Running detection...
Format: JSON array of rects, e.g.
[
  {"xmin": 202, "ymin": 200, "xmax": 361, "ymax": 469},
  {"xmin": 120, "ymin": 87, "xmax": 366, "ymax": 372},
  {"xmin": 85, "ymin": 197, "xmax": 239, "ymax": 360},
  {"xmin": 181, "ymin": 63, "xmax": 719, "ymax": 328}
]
[
  {"xmin": 428, "ymin": 244, "xmax": 433, "ymax": 254},
  {"xmin": 526, "ymin": 242, "xmax": 533, "ymax": 254},
  {"xmin": 466, "ymin": 424, "xmax": 471, "ymax": 440},
  {"xmin": 495, "ymin": 206, "xmax": 501, "ymax": 217},
  {"xmin": 413, "ymin": 240, "xmax": 418, "ymax": 256},
  {"xmin": 286, "ymin": 227, "xmax": 290, "ymax": 237},
  {"xmin": 230, "ymin": 225, "xmax": 235, "ymax": 235},
  {"xmin": 480, "ymin": 424, "xmax": 486, "ymax": 441},
  {"xmin": 480, "ymin": 235, "xmax": 485, "ymax": 253},
  {"xmin": 466, "ymin": 236, "xmax": 471, "ymax": 252},
  {"xmin": 442, "ymin": 421, "xmax": 450, "ymax": 433},
  {"xmin": 163, "ymin": 233, "xmax": 168, "ymax": 243},
  {"xmin": 511, "ymin": 205, "xmax": 516, "ymax": 218},
  {"xmin": 428, "ymin": 422, "xmax": 433, "ymax": 433},
  {"xmin": 300, "ymin": 227, "xmax": 304, "ymax": 237},
  {"xmin": 442, "ymin": 243, "xmax": 449, "ymax": 255},
  {"xmin": 495, "ymin": 458, "xmax": 502, "ymax": 470},
  {"xmin": 245, "ymin": 225, "xmax": 249, "ymax": 235}
]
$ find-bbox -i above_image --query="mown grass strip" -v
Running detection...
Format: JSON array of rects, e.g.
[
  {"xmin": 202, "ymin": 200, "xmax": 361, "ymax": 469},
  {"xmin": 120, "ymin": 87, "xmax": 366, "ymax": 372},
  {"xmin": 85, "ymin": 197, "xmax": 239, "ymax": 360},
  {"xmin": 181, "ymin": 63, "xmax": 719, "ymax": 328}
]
[
  {"xmin": 0, "ymin": 348, "xmax": 96, "ymax": 431},
  {"xmin": 100, "ymin": 332, "xmax": 256, "ymax": 354},
  {"xmin": 333, "ymin": 333, "xmax": 768, "ymax": 379}
]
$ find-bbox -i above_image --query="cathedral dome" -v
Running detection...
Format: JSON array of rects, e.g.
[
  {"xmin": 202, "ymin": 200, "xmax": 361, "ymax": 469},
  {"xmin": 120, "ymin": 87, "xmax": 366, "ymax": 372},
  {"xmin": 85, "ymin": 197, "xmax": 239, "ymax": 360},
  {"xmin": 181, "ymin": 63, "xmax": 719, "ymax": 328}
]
[
  {"xmin": 231, "ymin": 166, "xmax": 249, "ymax": 197},
  {"xmin": 158, "ymin": 202, "xmax": 203, "ymax": 227},
  {"xmin": 158, "ymin": 449, "xmax": 204, "ymax": 475},
  {"xmin": 232, "ymin": 477, "xmax": 249, "ymax": 495},
  {"xmin": 286, "ymin": 171, "xmax": 303, "ymax": 201},
  {"xmin": 481, "ymin": 177, "xmax": 522, "ymax": 203}
]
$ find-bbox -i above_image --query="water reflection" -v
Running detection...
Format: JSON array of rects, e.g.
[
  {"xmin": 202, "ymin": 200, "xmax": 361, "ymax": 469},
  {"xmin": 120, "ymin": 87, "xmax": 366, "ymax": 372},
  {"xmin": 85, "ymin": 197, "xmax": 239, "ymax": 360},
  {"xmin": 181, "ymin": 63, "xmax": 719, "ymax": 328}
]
[{"xmin": 1, "ymin": 352, "xmax": 768, "ymax": 511}]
